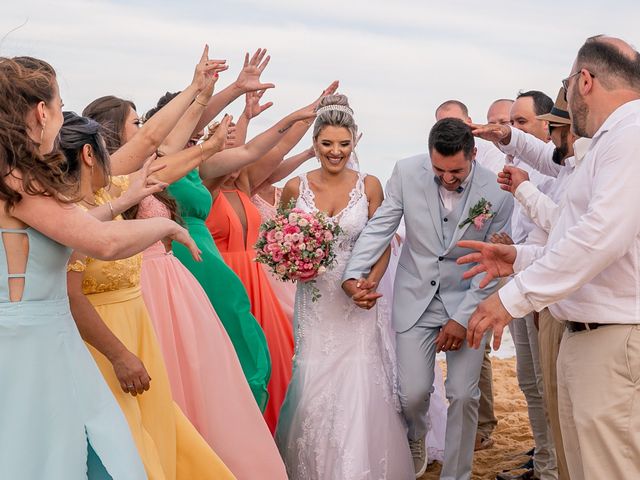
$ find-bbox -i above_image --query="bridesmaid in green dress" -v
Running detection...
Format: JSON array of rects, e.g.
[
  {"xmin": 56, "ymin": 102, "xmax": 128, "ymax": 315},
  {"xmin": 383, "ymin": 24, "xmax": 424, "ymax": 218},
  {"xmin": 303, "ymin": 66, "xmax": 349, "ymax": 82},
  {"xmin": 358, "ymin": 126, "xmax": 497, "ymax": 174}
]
[{"xmin": 169, "ymin": 170, "xmax": 271, "ymax": 408}]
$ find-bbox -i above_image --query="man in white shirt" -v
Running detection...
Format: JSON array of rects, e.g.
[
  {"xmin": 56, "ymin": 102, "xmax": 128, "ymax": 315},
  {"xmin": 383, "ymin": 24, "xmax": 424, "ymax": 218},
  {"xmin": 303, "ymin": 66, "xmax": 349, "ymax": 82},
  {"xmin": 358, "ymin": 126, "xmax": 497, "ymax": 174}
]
[
  {"xmin": 487, "ymin": 99, "xmax": 514, "ymax": 126},
  {"xmin": 498, "ymin": 90, "xmax": 559, "ymax": 480},
  {"xmin": 459, "ymin": 35, "xmax": 640, "ymax": 480},
  {"xmin": 479, "ymin": 87, "xmax": 581, "ymax": 480}
]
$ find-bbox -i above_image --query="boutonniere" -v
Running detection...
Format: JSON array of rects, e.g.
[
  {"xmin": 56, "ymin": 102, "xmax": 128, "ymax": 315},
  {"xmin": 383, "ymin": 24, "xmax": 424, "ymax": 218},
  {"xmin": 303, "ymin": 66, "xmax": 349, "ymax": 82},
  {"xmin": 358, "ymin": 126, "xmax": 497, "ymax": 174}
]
[{"xmin": 459, "ymin": 198, "xmax": 495, "ymax": 230}]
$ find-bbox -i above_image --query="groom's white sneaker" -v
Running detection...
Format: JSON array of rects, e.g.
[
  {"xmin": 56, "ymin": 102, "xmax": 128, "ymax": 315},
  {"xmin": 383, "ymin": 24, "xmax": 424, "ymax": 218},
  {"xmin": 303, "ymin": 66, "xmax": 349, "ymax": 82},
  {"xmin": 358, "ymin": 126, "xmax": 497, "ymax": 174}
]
[{"xmin": 409, "ymin": 438, "xmax": 428, "ymax": 478}]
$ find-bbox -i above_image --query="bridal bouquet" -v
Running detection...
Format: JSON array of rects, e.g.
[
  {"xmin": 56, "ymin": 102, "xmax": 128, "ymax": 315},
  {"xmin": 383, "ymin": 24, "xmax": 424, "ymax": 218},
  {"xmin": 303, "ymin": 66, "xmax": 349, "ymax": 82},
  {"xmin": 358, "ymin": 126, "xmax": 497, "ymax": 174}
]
[{"xmin": 255, "ymin": 199, "xmax": 342, "ymax": 301}]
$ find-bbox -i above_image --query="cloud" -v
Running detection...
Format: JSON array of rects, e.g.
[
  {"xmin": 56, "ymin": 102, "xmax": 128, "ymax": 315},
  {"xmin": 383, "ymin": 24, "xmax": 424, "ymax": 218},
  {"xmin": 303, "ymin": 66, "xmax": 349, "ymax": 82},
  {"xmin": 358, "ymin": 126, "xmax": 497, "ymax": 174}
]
[{"xmin": 2, "ymin": 0, "xmax": 638, "ymax": 182}]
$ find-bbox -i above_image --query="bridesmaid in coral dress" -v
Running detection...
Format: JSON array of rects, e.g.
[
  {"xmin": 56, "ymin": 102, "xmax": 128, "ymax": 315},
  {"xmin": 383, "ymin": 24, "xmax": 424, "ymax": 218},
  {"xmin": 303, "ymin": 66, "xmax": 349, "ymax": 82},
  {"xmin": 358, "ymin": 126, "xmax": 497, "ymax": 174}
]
[
  {"xmin": 207, "ymin": 181, "xmax": 294, "ymax": 433},
  {"xmin": 251, "ymin": 186, "xmax": 297, "ymax": 324}
]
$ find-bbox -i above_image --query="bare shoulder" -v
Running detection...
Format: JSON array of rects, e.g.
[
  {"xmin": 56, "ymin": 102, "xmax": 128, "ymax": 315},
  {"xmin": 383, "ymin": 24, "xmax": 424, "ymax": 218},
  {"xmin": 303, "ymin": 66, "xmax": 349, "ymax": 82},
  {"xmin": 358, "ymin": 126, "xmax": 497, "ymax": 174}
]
[
  {"xmin": 281, "ymin": 176, "xmax": 302, "ymax": 207},
  {"xmin": 363, "ymin": 174, "xmax": 383, "ymax": 196}
]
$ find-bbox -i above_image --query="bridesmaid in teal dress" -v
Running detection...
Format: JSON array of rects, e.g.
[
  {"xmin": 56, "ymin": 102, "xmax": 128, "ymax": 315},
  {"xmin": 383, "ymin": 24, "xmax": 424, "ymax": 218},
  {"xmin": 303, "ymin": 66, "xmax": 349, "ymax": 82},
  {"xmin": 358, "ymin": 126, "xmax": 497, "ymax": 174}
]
[
  {"xmin": 0, "ymin": 56, "xmax": 194, "ymax": 479},
  {"xmin": 169, "ymin": 170, "xmax": 272, "ymax": 409}
]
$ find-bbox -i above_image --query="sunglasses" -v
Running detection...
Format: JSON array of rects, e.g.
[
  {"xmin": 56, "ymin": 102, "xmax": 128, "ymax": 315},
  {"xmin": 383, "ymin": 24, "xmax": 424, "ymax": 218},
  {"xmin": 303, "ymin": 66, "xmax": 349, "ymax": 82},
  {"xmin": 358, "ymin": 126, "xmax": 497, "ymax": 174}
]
[{"xmin": 562, "ymin": 69, "xmax": 596, "ymax": 101}]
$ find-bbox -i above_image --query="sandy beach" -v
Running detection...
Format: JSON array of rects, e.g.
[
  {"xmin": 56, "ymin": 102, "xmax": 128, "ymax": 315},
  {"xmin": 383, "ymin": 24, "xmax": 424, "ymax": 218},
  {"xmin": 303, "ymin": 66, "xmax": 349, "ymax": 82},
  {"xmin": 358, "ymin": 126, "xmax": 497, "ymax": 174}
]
[{"xmin": 421, "ymin": 356, "xmax": 533, "ymax": 480}]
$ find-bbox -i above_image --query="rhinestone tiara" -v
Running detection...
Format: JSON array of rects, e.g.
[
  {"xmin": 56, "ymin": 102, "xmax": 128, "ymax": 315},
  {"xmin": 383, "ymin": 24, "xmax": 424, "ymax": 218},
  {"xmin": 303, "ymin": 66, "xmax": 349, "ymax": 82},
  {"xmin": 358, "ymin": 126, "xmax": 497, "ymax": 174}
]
[{"xmin": 315, "ymin": 105, "xmax": 354, "ymax": 116}]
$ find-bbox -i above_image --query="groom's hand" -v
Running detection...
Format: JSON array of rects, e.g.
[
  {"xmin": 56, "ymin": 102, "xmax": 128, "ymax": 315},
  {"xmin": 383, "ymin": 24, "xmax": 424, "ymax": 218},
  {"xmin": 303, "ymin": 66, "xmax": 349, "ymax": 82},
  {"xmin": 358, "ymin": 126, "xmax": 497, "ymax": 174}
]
[
  {"xmin": 435, "ymin": 319, "xmax": 466, "ymax": 352},
  {"xmin": 342, "ymin": 278, "xmax": 382, "ymax": 310}
]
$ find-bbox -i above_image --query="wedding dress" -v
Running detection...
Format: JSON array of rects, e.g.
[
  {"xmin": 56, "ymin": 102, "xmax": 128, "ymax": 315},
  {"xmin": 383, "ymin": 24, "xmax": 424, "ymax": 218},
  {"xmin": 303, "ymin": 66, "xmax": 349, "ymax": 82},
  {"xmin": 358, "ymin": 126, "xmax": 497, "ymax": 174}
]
[{"xmin": 275, "ymin": 171, "xmax": 414, "ymax": 480}]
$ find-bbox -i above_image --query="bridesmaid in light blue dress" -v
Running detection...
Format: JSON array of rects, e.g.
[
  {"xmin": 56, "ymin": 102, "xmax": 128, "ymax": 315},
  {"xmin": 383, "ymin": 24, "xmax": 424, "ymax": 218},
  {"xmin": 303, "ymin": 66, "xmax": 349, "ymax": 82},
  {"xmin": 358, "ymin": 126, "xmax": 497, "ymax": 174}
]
[{"xmin": 0, "ymin": 56, "xmax": 196, "ymax": 479}]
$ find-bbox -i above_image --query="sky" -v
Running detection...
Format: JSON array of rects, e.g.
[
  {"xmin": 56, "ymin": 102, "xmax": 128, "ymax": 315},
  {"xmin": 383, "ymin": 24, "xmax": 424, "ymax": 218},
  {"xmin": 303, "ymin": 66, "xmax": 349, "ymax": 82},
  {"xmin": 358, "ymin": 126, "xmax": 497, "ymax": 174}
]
[{"xmin": 2, "ymin": 0, "xmax": 638, "ymax": 183}]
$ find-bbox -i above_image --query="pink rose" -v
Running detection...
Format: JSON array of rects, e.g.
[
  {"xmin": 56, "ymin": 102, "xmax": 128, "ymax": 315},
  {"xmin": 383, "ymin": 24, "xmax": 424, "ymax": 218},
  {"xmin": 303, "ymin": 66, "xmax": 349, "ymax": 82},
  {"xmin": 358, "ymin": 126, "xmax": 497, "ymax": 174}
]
[
  {"xmin": 324, "ymin": 231, "xmax": 334, "ymax": 241},
  {"xmin": 473, "ymin": 214, "xmax": 488, "ymax": 230},
  {"xmin": 276, "ymin": 264, "xmax": 287, "ymax": 275},
  {"xmin": 274, "ymin": 231, "xmax": 284, "ymax": 241}
]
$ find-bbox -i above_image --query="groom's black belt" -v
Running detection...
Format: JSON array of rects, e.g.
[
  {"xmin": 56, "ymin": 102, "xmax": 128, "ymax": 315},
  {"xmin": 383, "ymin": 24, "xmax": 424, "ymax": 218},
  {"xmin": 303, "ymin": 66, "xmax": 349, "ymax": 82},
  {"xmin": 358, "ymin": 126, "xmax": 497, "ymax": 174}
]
[{"xmin": 566, "ymin": 321, "xmax": 611, "ymax": 333}]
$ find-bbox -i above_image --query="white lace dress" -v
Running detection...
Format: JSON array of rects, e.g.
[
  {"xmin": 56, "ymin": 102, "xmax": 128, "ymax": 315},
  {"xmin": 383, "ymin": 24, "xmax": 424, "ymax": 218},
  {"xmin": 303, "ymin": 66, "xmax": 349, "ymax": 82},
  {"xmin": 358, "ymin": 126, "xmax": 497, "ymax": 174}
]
[{"xmin": 275, "ymin": 172, "xmax": 414, "ymax": 480}]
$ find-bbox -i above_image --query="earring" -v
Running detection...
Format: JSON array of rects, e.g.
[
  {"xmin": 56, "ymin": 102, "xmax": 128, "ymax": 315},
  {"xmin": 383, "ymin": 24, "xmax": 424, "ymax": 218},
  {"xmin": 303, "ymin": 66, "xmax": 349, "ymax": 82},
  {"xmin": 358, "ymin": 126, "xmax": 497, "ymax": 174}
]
[{"xmin": 40, "ymin": 120, "xmax": 46, "ymax": 143}]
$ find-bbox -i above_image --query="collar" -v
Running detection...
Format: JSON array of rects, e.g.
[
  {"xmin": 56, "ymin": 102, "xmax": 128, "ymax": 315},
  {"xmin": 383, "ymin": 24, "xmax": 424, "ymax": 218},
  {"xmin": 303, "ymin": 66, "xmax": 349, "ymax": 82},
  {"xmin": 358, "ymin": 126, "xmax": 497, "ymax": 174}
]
[{"xmin": 591, "ymin": 99, "xmax": 640, "ymax": 142}]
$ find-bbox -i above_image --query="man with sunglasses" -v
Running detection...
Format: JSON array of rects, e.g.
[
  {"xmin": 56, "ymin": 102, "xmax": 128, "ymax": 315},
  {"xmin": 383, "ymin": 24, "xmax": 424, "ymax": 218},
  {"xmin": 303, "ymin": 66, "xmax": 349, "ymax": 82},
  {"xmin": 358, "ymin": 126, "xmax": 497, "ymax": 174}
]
[{"xmin": 460, "ymin": 35, "xmax": 640, "ymax": 479}]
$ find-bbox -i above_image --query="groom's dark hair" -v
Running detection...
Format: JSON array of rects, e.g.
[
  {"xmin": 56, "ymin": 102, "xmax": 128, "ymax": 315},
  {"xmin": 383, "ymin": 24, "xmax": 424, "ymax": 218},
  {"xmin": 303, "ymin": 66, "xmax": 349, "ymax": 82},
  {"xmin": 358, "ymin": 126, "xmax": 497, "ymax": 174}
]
[{"xmin": 428, "ymin": 118, "xmax": 475, "ymax": 159}]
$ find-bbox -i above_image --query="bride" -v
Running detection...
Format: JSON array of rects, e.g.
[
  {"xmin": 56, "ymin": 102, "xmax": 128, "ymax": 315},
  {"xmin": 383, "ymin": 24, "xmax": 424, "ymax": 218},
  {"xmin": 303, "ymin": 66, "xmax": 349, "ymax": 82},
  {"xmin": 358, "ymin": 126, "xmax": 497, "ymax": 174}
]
[{"xmin": 275, "ymin": 94, "xmax": 414, "ymax": 479}]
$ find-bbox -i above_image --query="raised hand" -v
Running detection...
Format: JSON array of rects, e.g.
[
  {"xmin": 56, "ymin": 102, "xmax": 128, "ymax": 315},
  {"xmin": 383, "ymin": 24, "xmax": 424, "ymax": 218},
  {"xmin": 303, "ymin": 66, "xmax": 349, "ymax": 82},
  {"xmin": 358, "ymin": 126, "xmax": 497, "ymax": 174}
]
[
  {"xmin": 311, "ymin": 80, "xmax": 340, "ymax": 109},
  {"xmin": 467, "ymin": 292, "xmax": 513, "ymax": 350},
  {"xmin": 111, "ymin": 348, "xmax": 152, "ymax": 396},
  {"xmin": 498, "ymin": 165, "xmax": 530, "ymax": 195},
  {"xmin": 469, "ymin": 122, "xmax": 512, "ymax": 145},
  {"xmin": 234, "ymin": 48, "xmax": 275, "ymax": 93},
  {"xmin": 456, "ymin": 239, "xmax": 516, "ymax": 288},
  {"xmin": 434, "ymin": 319, "xmax": 466, "ymax": 352},
  {"xmin": 202, "ymin": 114, "xmax": 233, "ymax": 154},
  {"xmin": 191, "ymin": 44, "xmax": 228, "ymax": 93},
  {"xmin": 243, "ymin": 90, "xmax": 273, "ymax": 120}
]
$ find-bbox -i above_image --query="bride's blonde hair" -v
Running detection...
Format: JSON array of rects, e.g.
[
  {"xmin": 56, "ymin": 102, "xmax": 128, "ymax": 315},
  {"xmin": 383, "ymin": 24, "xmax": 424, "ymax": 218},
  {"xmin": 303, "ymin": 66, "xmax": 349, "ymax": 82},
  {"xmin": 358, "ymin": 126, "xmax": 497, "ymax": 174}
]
[{"xmin": 312, "ymin": 94, "xmax": 358, "ymax": 141}]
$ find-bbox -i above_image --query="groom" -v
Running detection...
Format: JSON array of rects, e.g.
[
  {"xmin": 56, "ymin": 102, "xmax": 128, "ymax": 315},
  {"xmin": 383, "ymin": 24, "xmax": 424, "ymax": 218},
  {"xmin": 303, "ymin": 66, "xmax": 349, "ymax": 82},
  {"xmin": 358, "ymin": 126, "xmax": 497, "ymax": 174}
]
[{"xmin": 342, "ymin": 118, "xmax": 513, "ymax": 480}]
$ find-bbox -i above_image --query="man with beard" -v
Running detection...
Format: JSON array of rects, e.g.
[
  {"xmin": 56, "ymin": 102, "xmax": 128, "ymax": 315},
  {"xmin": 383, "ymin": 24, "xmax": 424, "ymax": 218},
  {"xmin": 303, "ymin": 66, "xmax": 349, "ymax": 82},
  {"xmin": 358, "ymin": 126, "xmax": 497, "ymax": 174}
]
[
  {"xmin": 472, "ymin": 87, "xmax": 589, "ymax": 480},
  {"xmin": 460, "ymin": 35, "xmax": 640, "ymax": 480}
]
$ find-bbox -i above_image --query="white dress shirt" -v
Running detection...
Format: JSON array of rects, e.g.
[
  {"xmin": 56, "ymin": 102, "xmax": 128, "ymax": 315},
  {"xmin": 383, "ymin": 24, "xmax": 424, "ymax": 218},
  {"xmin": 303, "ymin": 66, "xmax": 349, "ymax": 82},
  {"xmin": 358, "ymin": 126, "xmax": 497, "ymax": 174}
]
[
  {"xmin": 475, "ymin": 138, "xmax": 506, "ymax": 176},
  {"xmin": 438, "ymin": 163, "xmax": 474, "ymax": 212},
  {"xmin": 499, "ymin": 100, "xmax": 640, "ymax": 324}
]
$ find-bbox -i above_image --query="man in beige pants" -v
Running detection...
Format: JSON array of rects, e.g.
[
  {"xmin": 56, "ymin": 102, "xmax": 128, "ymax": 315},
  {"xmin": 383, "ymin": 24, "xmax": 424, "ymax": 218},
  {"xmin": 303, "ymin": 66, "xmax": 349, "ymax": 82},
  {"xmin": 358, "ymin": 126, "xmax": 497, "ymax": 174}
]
[{"xmin": 461, "ymin": 35, "xmax": 640, "ymax": 480}]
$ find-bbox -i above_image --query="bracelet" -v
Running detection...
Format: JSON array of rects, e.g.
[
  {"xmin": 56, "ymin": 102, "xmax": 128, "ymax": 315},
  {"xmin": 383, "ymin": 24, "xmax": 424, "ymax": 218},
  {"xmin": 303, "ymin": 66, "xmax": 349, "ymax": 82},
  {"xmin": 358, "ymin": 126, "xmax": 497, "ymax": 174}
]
[
  {"xmin": 107, "ymin": 201, "xmax": 115, "ymax": 219},
  {"xmin": 194, "ymin": 95, "xmax": 208, "ymax": 107}
]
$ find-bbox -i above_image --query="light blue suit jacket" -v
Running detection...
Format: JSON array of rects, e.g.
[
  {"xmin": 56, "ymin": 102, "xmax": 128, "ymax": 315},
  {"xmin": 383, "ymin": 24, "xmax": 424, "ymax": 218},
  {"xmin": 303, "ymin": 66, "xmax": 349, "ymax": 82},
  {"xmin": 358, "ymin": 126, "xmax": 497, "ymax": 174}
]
[{"xmin": 343, "ymin": 154, "xmax": 513, "ymax": 333}]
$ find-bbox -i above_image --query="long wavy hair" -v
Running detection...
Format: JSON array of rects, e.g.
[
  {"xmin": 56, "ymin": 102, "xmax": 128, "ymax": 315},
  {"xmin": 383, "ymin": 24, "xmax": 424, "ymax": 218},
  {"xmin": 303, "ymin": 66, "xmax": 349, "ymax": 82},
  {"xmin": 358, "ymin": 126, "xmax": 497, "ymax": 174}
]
[{"xmin": 0, "ymin": 56, "xmax": 79, "ymax": 212}]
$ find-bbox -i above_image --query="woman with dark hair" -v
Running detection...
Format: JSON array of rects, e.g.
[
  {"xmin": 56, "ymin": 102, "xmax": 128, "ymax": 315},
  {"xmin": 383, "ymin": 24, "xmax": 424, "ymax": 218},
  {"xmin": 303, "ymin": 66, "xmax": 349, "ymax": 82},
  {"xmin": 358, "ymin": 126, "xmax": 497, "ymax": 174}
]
[
  {"xmin": 0, "ymin": 55, "xmax": 198, "ymax": 479},
  {"xmin": 61, "ymin": 110, "xmax": 238, "ymax": 480}
]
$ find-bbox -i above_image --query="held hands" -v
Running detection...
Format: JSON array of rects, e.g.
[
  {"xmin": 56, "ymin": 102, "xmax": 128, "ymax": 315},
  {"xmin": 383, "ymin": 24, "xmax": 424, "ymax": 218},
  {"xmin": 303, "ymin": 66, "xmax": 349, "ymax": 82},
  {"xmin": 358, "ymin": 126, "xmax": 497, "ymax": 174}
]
[
  {"xmin": 111, "ymin": 348, "xmax": 152, "ymax": 396},
  {"xmin": 467, "ymin": 292, "xmax": 512, "ymax": 350},
  {"xmin": 456, "ymin": 239, "xmax": 516, "ymax": 288},
  {"xmin": 498, "ymin": 165, "xmax": 529, "ymax": 196},
  {"xmin": 234, "ymin": 48, "xmax": 275, "ymax": 93},
  {"xmin": 191, "ymin": 44, "xmax": 228, "ymax": 93},
  {"xmin": 469, "ymin": 122, "xmax": 512, "ymax": 145},
  {"xmin": 342, "ymin": 278, "xmax": 382, "ymax": 310},
  {"xmin": 435, "ymin": 319, "xmax": 466, "ymax": 352}
]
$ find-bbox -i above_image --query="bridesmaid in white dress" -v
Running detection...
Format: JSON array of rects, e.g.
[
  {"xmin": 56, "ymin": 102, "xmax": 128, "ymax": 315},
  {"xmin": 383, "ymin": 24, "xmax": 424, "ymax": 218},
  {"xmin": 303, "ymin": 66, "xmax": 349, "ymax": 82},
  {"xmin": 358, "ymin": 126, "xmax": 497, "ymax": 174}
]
[{"xmin": 276, "ymin": 94, "xmax": 413, "ymax": 480}]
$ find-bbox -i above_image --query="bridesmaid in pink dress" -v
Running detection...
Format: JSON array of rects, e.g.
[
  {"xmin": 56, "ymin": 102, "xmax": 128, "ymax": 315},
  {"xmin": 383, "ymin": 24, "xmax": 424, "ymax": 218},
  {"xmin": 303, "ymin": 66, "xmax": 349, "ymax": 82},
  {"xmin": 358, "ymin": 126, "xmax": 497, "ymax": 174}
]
[
  {"xmin": 251, "ymin": 186, "xmax": 296, "ymax": 324},
  {"xmin": 138, "ymin": 194, "xmax": 287, "ymax": 479}
]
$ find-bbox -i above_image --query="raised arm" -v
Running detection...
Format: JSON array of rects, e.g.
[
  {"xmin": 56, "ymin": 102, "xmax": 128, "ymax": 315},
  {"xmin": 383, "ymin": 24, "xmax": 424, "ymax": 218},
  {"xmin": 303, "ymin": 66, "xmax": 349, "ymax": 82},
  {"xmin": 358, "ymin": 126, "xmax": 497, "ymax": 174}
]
[
  {"xmin": 243, "ymin": 81, "xmax": 339, "ymax": 191},
  {"xmin": 254, "ymin": 147, "xmax": 315, "ymax": 193},
  {"xmin": 110, "ymin": 45, "xmax": 224, "ymax": 175},
  {"xmin": 194, "ymin": 48, "xmax": 275, "ymax": 133},
  {"xmin": 471, "ymin": 123, "xmax": 561, "ymax": 177},
  {"xmin": 198, "ymin": 103, "xmax": 317, "ymax": 180}
]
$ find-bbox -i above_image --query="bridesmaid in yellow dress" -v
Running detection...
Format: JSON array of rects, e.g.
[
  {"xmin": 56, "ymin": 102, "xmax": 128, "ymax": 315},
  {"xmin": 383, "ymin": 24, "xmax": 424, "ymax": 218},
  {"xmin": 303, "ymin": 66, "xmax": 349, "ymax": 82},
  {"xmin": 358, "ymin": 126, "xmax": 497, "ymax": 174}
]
[{"xmin": 62, "ymin": 114, "xmax": 235, "ymax": 480}]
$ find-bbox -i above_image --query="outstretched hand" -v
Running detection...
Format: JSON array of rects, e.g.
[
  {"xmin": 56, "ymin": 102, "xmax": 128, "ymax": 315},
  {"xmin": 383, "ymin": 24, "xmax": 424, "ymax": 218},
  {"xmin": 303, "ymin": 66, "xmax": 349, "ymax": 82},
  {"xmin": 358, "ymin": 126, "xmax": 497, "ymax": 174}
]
[
  {"xmin": 235, "ymin": 48, "xmax": 275, "ymax": 93},
  {"xmin": 202, "ymin": 114, "xmax": 233, "ymax": 155},
  {"xmin": 469, "ymin": 122, "xmax": 512, "ymax": 145},
  {"xmin": 311, "ymin": 80, "xmax": 340, "ymax": 109},
  {"xmin": 467, "ymin": 292, "xmax": 512, "ymax": 350},
  {"xmin": 243, "ymin": 90, "xmax": 273, "ymax": 120},
  {"xmin": 456, "ymin": 240, "xmax": 516, "ymax": 288}
]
